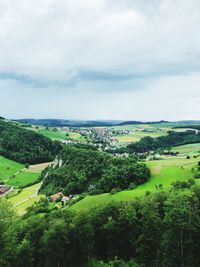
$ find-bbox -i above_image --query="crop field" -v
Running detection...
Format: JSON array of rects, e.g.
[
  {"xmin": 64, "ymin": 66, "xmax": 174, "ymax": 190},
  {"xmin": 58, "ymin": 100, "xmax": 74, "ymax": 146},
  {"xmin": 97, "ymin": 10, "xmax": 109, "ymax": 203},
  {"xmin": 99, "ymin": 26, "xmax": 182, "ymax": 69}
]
[
  {"xmin": 115, "ymin": 130, "xmax": 167, "ymax": 143},
  {"xmin": 27, "ymin": 162, "xmax": 52, "ymax": 173},
  {"xmin": 70, "ymin": 155, "xmax": 200, "ymax": 211}
]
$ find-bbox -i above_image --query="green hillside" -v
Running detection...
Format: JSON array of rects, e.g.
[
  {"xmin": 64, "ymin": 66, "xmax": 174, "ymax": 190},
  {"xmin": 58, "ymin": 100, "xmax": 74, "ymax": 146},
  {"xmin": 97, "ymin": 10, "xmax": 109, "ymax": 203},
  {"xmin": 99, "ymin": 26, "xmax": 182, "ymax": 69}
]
[
  {"xmin": 70, "ymin": 155, "xmax": 200, "ymax": 211},
  {"xmin": 0, "ymin": 120, "xmax": 62, "ymax": 164}
]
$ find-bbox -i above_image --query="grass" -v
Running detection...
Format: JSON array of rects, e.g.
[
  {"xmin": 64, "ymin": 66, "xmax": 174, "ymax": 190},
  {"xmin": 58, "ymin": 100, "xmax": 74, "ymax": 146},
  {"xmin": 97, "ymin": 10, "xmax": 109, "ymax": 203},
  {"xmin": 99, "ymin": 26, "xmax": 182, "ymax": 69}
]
[
  {"xmin": 0, "ymin": 156, "xmax": 23, "ymax": 181},
  {"xmin": 115, "ymin": 130, "xmax": 167, "ymax": 143},
  {"xmin": 38, "ymin": 128, "xmax": 68, "ymax": 140},
  {"xmin": 8, "ymin": 183, "xmax": 44, "ymax": 215},
  {"xmin": 171, "ymin": 143, "xmax": 200, "ymax": 156},
  {"xmin": 0, "ymin": 155, "xmax": 51, "ymax": 188},
  {"xmin": 38, "ymin": 128, "xmax": 86, "ymax": 142},
  {"xmin": 7, "ymin": 172, "xmax": 39, "ymax": 187},
  {"xmin": 70, "ymin": 155, "xmax": 200, "ymax": 212},
  {"xmin": 14, "ymin": 195, "xmax": 43, "ymax": 215}
]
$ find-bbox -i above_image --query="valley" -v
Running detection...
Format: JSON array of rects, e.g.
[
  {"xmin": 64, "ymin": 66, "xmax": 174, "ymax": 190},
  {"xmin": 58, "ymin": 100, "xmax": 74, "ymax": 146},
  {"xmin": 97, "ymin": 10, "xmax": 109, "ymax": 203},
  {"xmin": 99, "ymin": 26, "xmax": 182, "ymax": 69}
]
[{"xmin": 1, "ymin": 117, "xmax": 200, "ymax": 267}]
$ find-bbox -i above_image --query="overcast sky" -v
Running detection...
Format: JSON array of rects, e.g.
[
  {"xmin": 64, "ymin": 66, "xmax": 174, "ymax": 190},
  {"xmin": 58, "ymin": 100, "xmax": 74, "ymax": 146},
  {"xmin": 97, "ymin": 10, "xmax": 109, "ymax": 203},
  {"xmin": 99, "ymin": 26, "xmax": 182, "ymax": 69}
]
[{"xmin": 0, "ymin": 0, "xmax": 200, "ymax": 121}]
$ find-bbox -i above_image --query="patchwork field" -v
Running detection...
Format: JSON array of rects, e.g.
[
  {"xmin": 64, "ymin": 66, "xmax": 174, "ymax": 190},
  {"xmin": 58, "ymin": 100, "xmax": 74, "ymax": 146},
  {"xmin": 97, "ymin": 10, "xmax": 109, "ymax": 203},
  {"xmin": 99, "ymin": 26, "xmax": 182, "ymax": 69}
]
[
  {"xmin": 70, "ymin": 155, "xmax": 200, "ymax": 211},
  {"xmin": 115, "ymin": 130, "xmax": 167, "ymax": 143}
]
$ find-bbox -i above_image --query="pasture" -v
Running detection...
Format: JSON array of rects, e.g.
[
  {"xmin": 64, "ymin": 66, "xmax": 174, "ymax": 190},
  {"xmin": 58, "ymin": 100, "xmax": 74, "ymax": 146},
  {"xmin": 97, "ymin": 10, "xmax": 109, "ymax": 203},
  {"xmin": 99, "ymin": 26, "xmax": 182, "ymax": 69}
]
[
  {"xmin": 0, "ymin": 155, "xmax": 50, "ymax": 188},
  {"xmin": 0, "ymin": 156, "xmax": 23, "ymax": 181},
  {"xmin": 7, "ymin": 172, "xmax": 39, "ymax": 187},
  {"xmin": 38, "ymin": 128, "xmax": 86, "ymax": 142},
  {"xmin": 171, "ymin": 143, "xmax": 200, "ymax": 156},
  {"xmin": 8, "ymin": 182, "xmax": 44, "ymax": 215},
  {"xmin": 115, "ymin": 130, "xmax": 167, "ymax": 143}
]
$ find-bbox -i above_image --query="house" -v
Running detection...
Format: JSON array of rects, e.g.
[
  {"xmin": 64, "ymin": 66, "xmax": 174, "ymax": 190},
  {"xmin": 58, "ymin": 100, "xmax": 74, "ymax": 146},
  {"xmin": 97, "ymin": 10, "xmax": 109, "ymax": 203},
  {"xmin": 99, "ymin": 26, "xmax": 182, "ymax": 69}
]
[
  {"xmin": 61, "ymin": 196, "xmax": 70, "ymax": 206},
  {"xmin": 50, "ymin": 192, "xmax": 63, "ymax": 202},
  {"xmin": 61, "ymin": 195, "xmax": 73, "ymax": 206},
  {"xmin": 0, "ymin": 185, "xmax": 10, "ymax": 195}
]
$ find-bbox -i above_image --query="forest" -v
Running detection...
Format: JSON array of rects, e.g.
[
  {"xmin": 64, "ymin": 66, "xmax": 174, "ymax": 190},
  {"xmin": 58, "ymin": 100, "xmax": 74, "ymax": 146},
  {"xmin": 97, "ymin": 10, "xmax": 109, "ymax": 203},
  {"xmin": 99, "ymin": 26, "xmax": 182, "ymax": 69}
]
[
  {"xmin": 1, "ymin": 185, "xmax": 200, "ymax": 267},
  {"xmin": 0, "ymin": 120, "xmax": 62, "ymax": 164},
  {"xmin": 40, "ymin": 145, "xmax": 150, "ymax": 195},
  {"xmin": 121, "ymin": 131, "xmax": 200, "ymax": 154}
]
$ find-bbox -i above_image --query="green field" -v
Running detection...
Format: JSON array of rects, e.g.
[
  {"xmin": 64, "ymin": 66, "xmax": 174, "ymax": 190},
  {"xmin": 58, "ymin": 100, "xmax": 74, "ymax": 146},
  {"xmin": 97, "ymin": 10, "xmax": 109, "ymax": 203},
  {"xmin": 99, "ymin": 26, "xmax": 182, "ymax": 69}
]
[
  {"xmin": 0, "ymin": 156, "xmax": 23, "ymax": 181},
  {"xmin": 171, "ymin": 143, "xmax": 200, "ymax": 156},
  {"xmin": 38, "ymin": 128, "xmax": 86, "ymax": 142},
  {"xmin": 0, "ymin": 155, "xmax": 43, "ymax": 188},
  {"xmin": 8, "ymin": 183, "xmax": 44, "ymax": 215},
  {"xmin": 7, "ymin": 172, "xmax": 39, "ymax": 187},
  {"xmin": 38, "ymin": 128, "xmax": 68, "ymax": 140},
  {"xmin": 115, "ymin": 130, "xmax": 167, "ymax": 143},
  {"xmin": 70, "ymin": 155, "xmax": 200, "ymax": 211}
]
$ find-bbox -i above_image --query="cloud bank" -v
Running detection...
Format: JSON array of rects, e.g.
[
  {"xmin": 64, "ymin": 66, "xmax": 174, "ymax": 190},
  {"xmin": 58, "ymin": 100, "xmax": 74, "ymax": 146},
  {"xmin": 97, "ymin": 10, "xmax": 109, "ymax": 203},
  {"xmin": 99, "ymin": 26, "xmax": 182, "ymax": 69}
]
[{"xmin": 0, "ymin": 0, "xmax": 200, "ymax": 120}]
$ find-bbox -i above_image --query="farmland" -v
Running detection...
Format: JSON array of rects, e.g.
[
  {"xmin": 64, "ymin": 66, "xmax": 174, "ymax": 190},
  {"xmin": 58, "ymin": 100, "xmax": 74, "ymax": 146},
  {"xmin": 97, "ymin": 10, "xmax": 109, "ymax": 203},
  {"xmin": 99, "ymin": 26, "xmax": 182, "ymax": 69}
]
[
  {"xmin": 171, "ymin": 143, "xmax": 200, "ymax": 156},
  {"xmin": 38, "ymin": 128, "xmax": 86, "ymax": 142},
  {"xmin": 115, "ymin": 130, "xmax": 167, "ymax": 143},
  {"xmin": 8, "ymin": 182, "xmax": 44, "ymax": 215},
  {"xmin": 0, "ymin": 156, "xmax": 23, "ymax": 181},
  {"xmin": 0, "ymin": 155, "xmax": 42, "ymax": 188},
  {"xmin": 70, "ymin": 154, "xmax": 200, "ymax": 211}
]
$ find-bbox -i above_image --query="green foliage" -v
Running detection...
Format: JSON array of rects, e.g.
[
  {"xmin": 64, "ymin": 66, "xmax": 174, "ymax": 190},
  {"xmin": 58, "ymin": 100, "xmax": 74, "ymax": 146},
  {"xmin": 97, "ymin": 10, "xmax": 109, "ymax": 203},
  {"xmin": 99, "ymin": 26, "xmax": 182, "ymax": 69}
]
[
  {"xmin": 40, "ymin": 146, "xmax": 150, "ymax": 195},
  {"xmin": 171, "ymin": 179, "xmax": 195, "ymax": 190},
  {"xmin": 122, "ymin": 131, "xmax": 200, "ymax": 154},
  {"xmin": 0, "ymin": 120, "xmax": 62, "ymax": 164},
  {"xmin": 89, "ymin": 258, "xmax": 140, "ymax": 267},
  {"xmin": 3, "ymin": 187, "xmax": 200, "ymax": 266}
]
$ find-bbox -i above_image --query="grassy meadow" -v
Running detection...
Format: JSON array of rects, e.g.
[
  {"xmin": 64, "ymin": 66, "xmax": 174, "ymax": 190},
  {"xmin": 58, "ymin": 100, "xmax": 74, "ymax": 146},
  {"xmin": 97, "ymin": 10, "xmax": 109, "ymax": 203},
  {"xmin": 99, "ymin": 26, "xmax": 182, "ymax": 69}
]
[
  {"xmin": 0, "ymin": 155, "xmax": 51, "ymax": 188},
  {"xmin": 0, "ymin": 156, "xmax": 23, "ymax": 181},
  {"xmin": 38, "ymin": 128, "xmax": 86, "ymax": 142},
  {"xmin": 115, "ymin": 130, "xmax": 167, "ymax": 143},
  {"xmin": 8, "ymin": 183, "xmax": 44, "ymax": 215}
]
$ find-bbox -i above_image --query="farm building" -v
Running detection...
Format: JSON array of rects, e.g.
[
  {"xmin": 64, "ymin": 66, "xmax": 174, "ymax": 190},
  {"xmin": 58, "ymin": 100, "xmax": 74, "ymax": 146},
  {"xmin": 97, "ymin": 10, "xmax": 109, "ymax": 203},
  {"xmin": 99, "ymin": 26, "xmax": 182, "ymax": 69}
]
[
  {"xmin": 50, "ymin": 192, "xmax": 63, "ymax": 202},
  {"xmin": 0, "ymin": 185, "xmax": 10, "ymax": 195}
]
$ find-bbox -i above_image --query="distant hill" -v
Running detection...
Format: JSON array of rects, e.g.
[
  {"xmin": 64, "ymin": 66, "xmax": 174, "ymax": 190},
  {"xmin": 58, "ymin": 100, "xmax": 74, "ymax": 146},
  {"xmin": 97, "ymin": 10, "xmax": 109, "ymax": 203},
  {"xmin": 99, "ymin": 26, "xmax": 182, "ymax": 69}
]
[
  {"xmin": 118, "ymin": 120, "xmax": 170, "ymax": 126},
  {"xmin": 16, "ymin": 119, "xmax": 123, "ymax": 127},
  {"xmin": 0, "ymin": 120, "xmax": 62, "ymax": 164}
]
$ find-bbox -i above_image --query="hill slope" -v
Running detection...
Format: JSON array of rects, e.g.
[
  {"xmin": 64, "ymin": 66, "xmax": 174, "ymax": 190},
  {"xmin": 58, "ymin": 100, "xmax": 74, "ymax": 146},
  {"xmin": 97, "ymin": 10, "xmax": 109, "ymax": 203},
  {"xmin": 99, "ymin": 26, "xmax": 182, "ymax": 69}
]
[{"xmin": 0, "ymin": 120, "xmax": 62, "ymax": 164}]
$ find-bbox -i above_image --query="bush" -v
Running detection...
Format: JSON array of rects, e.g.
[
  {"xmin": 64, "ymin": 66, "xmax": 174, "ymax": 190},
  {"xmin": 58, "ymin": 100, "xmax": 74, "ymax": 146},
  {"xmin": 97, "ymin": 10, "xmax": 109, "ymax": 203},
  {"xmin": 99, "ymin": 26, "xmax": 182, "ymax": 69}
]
[
  {"xmin": 110, "ymin": 188, "xmax": 121, "ymax": 195},
  {"xmin": 128, "ymin": 183, "xmax": 137, "ymax": 190},
  {"xmin": 89, "ymin": 189, "xmax": 104, "ymax": 195}
]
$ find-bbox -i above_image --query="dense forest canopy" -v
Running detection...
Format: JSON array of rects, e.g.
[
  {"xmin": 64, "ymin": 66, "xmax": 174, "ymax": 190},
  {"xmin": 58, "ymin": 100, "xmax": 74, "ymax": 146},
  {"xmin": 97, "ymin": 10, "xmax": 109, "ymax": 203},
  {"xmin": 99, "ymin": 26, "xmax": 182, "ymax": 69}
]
[
  {"xmin": 40, "ymin": 145, "xmax": 150, "ymax": 195},
  {"xmin": 2, "ymin": 185, "xmax": 200, "ymax": 267},
  {"xmin": 122, "ymin": 131, "xmax": 200, "ymax": 154},
  {"xmin": 0, "ymin": 120, "xmax": 62, "ymax": 164}
]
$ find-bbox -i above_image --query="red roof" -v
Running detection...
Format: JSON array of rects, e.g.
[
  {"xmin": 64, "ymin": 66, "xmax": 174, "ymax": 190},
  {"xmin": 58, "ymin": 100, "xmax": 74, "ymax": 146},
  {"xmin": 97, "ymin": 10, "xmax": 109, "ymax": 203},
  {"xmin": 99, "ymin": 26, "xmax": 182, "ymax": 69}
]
[{"xmin": 50, "ymin": 192, "xmax": 63, "ymax": 201}]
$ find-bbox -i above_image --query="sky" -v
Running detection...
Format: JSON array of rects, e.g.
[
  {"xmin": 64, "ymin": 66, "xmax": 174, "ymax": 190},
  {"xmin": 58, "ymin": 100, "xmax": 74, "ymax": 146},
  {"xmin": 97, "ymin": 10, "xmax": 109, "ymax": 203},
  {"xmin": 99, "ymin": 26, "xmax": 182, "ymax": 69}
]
[{"xmin": 0, "ymin": 0, "xmax": 200, "ymax": 121}]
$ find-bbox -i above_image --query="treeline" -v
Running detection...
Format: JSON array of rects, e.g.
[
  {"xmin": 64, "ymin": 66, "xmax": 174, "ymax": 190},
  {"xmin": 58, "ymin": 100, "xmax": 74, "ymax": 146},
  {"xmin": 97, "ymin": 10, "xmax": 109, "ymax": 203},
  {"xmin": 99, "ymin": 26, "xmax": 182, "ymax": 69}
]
[
  {"xmin": 173, "ymin": 125, "xmax": 200, "ymax": 130},
  {"xmin": 2, "ymin": 186, "xmax": 200, "ymax": 267},
  {"xmin": 120, "ymin": 131, "xmax": 200, "ymax": 154},
  {"xmin": 40, "ymin": 145, "xmax": 150, "ymax": 195},
  {"xmin": 0, "ymin": 120, "xmax": 62, "ymax": 164}
]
